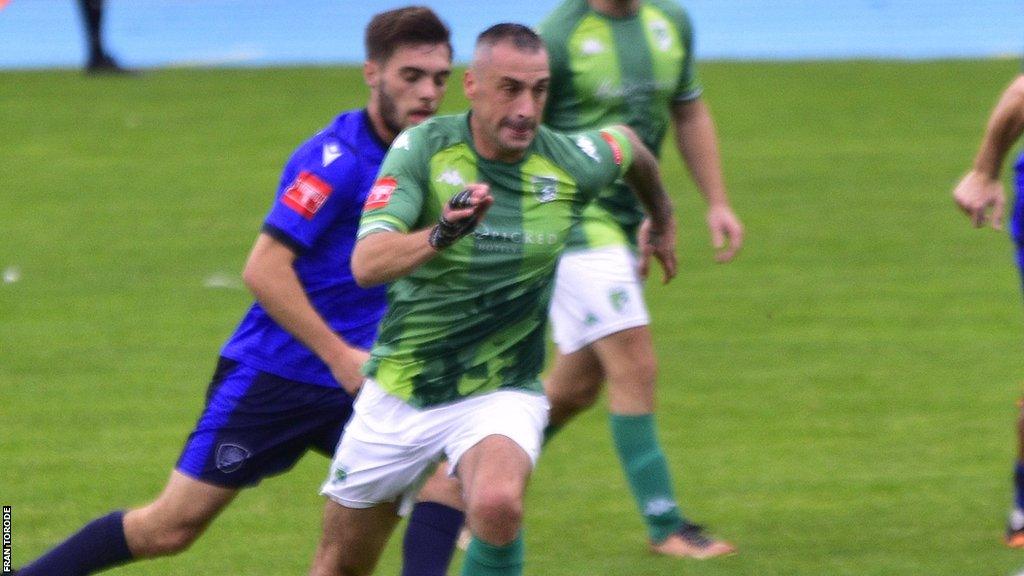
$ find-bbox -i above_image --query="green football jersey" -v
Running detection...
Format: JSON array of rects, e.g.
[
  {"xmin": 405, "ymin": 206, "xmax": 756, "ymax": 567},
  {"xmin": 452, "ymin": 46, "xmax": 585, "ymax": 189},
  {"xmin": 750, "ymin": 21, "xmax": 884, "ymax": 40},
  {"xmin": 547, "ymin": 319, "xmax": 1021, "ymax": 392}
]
[
  {"xmin": 358, "ymin": 113, "xmax": 633, "ymax": 407},
  {"xmin": 539, "ymin": 0, "xmax": 702, "ymax": 249}
]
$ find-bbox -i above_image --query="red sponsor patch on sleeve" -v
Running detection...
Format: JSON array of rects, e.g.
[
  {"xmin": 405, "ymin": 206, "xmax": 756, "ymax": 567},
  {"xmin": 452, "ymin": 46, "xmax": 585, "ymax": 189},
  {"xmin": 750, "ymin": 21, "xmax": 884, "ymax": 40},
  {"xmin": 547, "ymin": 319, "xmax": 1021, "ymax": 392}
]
[
  {"xmin": 282, "ymin": 171, "xmax": 333, "ymax": 220},
  {"xmin": 600, "ymin": 130, "xmax": 624, "ymax": 166},
  {"xmin": 364, "ymin": 177, "xmax": 397, "ymax": 211}
]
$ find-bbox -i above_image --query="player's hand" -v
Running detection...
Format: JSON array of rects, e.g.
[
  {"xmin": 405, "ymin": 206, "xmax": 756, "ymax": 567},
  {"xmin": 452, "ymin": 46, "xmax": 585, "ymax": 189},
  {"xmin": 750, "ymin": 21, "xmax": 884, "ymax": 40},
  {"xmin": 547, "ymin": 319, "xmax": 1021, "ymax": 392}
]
[
  {"xmin": 953, "ymin": 170, "xmax": 1005, "ymax": 230},
  {"xmin": 638, "ymin": 216, "xmax": 678, "ymax": 284},
  {"xmin": 706, "ymin": 204, "xmax": 744, "ymax": 262},
  {"xmin": 329, "ymin": 347, "xmax": 370, "ymax": 396},
  {"xmin": 429, "ymin": 183, "xmax": 494, "ymax": 249}
]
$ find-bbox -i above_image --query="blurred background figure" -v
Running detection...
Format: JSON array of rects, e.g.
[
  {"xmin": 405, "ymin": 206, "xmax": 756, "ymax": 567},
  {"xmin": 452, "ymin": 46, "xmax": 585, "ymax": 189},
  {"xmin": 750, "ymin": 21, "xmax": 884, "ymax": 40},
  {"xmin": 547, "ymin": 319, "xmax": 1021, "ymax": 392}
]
[
  {"xmin": 77, "ymin": 0, "xmax": 129, "ymax": 73},
  {"xmin": 951, "ymin": 72, "xmax": 1024, "ymax": 547}
]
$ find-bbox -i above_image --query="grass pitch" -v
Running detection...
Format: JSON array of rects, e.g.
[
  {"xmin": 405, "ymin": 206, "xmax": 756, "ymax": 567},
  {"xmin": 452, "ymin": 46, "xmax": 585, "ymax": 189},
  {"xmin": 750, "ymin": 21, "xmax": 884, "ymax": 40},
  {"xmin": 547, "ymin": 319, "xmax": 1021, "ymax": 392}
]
[{"xmin": 2, "ymin": 59, "xmax": 1024, "ymax": 575}]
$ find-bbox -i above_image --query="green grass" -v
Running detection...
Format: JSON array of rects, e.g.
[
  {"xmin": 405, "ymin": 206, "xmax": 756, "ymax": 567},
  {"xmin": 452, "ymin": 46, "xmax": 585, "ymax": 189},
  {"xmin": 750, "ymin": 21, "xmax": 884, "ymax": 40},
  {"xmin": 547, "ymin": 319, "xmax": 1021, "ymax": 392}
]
[{"xmin": 3, "ymin": 59, "xmax": 1024, "ymax": 575}]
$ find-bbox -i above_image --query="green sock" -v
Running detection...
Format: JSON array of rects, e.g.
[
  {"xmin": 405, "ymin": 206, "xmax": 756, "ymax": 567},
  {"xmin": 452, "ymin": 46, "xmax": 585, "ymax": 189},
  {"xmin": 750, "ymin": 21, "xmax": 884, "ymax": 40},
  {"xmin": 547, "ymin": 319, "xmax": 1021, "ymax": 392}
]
[
  {"xmin": 610, "ymin": 413, "xmax": 685, "ymax": 542},
  {"xmin": 460, "ymin": 532, "xmax": 524, "ymax": 576}
]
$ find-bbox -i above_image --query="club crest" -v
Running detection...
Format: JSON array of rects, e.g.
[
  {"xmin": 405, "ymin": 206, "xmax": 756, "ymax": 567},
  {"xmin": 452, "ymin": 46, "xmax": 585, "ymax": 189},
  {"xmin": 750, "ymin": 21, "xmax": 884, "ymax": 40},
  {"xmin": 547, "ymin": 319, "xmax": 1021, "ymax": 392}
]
[
  {"xmin": 215, "ymin": 443, "xmax": 251, "ymax": 473},
  {"xmin": 532, "ymin": 176, "xmax": 558, "ymax": 203}
]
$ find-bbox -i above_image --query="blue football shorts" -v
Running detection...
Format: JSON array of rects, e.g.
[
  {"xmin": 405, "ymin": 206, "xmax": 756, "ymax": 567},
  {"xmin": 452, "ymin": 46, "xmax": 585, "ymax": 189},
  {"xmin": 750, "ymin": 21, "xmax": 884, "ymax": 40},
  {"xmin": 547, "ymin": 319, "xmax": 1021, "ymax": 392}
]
[{"xmin": 176, "ymin": 357, "xmax": 354, "ymax": 488}]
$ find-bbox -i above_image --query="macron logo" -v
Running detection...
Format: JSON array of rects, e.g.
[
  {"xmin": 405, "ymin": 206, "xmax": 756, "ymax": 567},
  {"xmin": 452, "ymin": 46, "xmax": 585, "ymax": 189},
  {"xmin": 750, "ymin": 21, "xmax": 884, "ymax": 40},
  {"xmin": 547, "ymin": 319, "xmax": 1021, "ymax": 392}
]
[{"xmin": 322, "ymin": 142, "xmax": 342, "ymax": 167}]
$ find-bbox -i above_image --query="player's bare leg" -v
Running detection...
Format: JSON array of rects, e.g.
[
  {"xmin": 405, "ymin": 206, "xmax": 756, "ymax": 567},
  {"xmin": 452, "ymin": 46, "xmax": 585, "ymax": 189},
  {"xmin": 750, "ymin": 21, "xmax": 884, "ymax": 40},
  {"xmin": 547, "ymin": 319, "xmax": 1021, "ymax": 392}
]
[
  {"xmin": 417, "ymin": 464, "xmax": 464, "ymax": 510},
  {"xmin": 309, "ymin": 500, "xmax": 401, "ymax": 576},
  {"xmin": 456, "ymin": 435, "xmax": 532, "ymax": 575},
  {"xmin": 545, "ymin": 344, "xmax": 605, "ymax": 429},
  {"xmin": 123, "ymin": 471, "xmax": 238, "ymax": 557},
  {"xmin": 16, "ymin": 470, "xmax": 238, "ymax": 575}
]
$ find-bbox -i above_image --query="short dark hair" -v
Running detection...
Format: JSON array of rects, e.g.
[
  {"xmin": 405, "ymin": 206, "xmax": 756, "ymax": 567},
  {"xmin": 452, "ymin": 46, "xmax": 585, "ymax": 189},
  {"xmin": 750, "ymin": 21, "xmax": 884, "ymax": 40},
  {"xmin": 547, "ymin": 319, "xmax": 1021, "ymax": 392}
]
[
  {"xmin": 365, "ymin": 6, "xmax": 452, "ymax": 63},
  {"xmin": 475, "ymin": 23, "xmax": 545, "ymax": 54}
]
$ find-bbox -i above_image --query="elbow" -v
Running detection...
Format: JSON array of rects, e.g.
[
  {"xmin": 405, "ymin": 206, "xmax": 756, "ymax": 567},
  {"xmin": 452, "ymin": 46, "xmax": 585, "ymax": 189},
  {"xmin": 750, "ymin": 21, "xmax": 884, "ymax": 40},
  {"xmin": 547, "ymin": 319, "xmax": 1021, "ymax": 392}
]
[
  {"xmin": 241, "ymin": 260, "xmax": 264, "ymax": 295},
  {"xmin": 1008, "ymin": 76, "xmax": 1024, "ymax": 108},
  {"xmin": 352, "ymin": 270, "xmax": 377, "ymax": 289},
  {"xmin": 350, "ymin": 249, "xmax": 381, "ymax": 288}
]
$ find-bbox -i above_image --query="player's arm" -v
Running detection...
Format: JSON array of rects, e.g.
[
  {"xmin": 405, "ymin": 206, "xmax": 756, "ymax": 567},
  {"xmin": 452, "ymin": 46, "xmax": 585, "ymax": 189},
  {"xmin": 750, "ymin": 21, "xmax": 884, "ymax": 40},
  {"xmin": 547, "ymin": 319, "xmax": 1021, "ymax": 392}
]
[
  {"xmin": 351, "ymin": 184, "xmax": 493, "ymax": 287},
  {"xmin": 670, "ymin": 98, "xmax": 744, "ymax": 262},
  {"xmin": 350, "ymin": 228, "xmax": 437, "ymax": 287},
  {"xmin": 242, "ymin": 233, "xmax": 367, "ymax": 394},
  {"xmin": 953, "ymin": 74, "xmax": 1024, "ymax": 229},
  {"xmin": 613, "ymin": 125, "xmax": 678, "ymax": 283}
]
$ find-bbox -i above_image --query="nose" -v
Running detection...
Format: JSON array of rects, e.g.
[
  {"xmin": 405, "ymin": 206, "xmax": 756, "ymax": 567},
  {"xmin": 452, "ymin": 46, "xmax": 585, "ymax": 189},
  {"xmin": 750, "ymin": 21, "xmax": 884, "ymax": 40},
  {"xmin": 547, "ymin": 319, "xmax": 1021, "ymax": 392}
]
[
  {"xmin": 417, "ymin": 77, "xmax": 443, "ymax": 103},
  {"xmin": 511, "ymin": 91, "xmax": 538, "ymax": 120}
]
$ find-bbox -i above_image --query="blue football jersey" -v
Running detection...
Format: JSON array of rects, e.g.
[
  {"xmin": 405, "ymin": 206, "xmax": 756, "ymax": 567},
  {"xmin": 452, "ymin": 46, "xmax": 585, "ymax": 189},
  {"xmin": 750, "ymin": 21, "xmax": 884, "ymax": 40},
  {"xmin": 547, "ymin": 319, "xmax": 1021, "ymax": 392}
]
[{"xmin": 221, "ymin": 109, "xmax": 389, "ymax": 388}]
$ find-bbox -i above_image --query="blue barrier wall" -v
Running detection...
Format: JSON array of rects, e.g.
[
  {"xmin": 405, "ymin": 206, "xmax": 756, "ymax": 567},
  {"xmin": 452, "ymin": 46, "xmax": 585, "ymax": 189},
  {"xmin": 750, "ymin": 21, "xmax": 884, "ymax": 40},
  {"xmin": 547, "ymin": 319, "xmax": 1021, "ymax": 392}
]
[{"xmin": 0, "ymin": 0, "xmax": 1021, "ymax": 69}]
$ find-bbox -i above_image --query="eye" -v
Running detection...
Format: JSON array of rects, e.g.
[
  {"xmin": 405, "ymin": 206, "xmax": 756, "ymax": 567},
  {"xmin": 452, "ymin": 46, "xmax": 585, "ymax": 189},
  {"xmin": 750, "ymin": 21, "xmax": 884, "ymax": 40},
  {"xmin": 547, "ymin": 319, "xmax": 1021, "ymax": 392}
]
[{"xmin": 401, "ymin": 70, "xmax": 424, "ymax": 83}]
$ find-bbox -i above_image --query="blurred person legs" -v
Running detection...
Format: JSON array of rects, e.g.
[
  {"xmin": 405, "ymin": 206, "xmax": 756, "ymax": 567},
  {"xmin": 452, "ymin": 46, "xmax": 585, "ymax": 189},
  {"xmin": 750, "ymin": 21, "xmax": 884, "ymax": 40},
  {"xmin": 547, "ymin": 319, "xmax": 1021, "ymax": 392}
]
[
  {"xmin": 77, "ymin": 0, "xmax": 129, "ymax": 73},
  {"xmin": 545, "ymin": 247, "xmax": 735, "ymax": 559},
  {"xmin": 1007, "ymin": 163, "xmax": 1024, "ymax": 548}
]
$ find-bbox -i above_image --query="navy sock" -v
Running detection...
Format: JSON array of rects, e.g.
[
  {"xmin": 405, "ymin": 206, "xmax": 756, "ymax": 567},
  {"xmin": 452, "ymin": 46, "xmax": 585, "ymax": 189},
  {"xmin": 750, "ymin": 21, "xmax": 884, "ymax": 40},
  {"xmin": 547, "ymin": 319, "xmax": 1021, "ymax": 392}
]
[
  {"xmin": 1015, "ymin": 461, "xmax": 1024, "ymax": 510},
  {"xmin": 401, "ymin": 501, "xmax": 465, "ymax": 576},
  {"xmin": 19, "ymin": 510, "xmax": 133, "ymax": 576}
]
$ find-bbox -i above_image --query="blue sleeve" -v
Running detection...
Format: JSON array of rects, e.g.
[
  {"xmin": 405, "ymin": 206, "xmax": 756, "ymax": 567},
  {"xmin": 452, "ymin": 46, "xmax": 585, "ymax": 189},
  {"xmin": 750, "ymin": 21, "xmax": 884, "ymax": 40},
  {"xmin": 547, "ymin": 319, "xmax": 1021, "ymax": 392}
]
[{"xmin": 263, "ymin": 141, "xmax": 362, "ymax": 251}]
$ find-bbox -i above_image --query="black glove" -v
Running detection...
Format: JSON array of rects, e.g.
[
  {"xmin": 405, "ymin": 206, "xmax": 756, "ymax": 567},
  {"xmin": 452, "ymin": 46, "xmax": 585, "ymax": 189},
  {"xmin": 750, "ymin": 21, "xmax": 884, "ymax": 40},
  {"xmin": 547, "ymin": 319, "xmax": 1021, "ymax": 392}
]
[{"xmin": 429, "ymin": 189, "xmax": 481, "ymax": 249}]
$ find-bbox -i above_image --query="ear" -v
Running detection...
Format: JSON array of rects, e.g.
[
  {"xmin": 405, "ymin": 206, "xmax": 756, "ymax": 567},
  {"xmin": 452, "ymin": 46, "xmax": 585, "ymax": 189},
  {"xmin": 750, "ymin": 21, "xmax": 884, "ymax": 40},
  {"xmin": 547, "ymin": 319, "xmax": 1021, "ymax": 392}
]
[
  {"xmin": 463, "ymin": 69, "xmax": 476, "ymax": 99},
  {"xmin": 363, "ymin": 60, "xmax": 378, "ymax": 88}
]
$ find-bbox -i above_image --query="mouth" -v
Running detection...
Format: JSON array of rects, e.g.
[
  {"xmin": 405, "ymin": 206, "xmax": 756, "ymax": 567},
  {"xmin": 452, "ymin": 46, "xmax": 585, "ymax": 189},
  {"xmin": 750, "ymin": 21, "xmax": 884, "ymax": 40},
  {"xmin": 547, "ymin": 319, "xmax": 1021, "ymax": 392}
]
[
  {"xmin": 408, "ymin": 108, "xmax": 434, "ymax": 122},
  {"xmin": 503, "ymin": 119, "xmax": 536, "ymax": 139}
]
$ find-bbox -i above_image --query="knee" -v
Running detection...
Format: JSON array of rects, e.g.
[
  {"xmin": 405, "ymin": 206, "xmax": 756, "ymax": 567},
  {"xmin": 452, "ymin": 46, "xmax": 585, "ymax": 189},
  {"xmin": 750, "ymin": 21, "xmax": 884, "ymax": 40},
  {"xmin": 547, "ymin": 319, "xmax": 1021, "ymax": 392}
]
[
  {"xmin": 157, "ymin": 524, "xmax": 204, "ymax": 555},
  {"xmin": 125, "ymin": 508, "xmax": 206, "ymax": 558},
  {"xmin": 466, "ymin": 488, "xmax": 522, "ymax": 545},
  {"xmin": 547, "ymin": 381, "xmax": 601, "ymax": 417}
]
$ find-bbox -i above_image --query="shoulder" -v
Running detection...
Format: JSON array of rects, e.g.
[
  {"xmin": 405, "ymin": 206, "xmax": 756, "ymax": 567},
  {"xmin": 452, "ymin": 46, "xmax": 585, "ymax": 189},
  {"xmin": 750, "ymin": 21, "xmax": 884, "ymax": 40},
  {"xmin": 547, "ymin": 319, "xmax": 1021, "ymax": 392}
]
[
  {"xmin": 644, "ymin": 0, "xmax": 694, "ymax": 34},
  {"xmin": 387, "ymin": 113, "xmax": 468, "ymax": 159},
  {"xmin": 538, "ymin": 0, "xmax": 589, "ymax": 43},
  {"xmin": 535, "ymin": 125, "xmax": 602, "ymax": 165},
  {"xmin": 283, "ymin": 110, "xmax": 375, "ymax": 186}
]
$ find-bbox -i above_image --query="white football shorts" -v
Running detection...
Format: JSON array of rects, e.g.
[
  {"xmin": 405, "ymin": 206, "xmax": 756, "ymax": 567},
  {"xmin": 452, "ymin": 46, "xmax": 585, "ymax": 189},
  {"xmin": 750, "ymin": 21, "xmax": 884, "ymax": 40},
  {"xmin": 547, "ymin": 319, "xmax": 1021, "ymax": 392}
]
[
  {"xmin": 320, "ymin": 378, "xmax": 549, "ymax": 516},
  {"xmin": 549, "ymin": 245, "xmax": 651, "ymax": 354}
]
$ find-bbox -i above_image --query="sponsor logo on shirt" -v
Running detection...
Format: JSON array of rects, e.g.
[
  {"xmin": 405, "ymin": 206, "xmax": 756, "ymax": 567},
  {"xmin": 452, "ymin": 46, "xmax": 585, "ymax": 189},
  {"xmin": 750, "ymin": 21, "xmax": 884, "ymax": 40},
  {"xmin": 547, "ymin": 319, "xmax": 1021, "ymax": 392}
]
[
  {"xmin": 282, "ymin": 171, "xmax": 333, "ymax": 220},
  {"xmin": 600, "ymin": 131, "xmax": 624, "ymax": 166},
  {"xmin": 473, "ymin": 223, "xmax": 561, "ymax": 253},
  {"xmin": 364, "ymin": 177, "xmax": 397, "ymax": 211}
]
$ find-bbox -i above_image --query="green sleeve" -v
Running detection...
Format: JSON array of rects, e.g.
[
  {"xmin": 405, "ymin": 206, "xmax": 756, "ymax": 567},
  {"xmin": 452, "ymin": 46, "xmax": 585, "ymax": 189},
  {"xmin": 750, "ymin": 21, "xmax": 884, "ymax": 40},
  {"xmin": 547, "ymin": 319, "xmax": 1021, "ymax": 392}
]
[
  {"xmin": 568, "ymin": 126, "xmax": 634, "ymax": 198},
  {"xmin": 357, "ymin": 127, "xmax": 429, "ymax": 238},
  {"xmin": 669, "ymin": 5, "xmax": 703, "ymax": 102}
]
